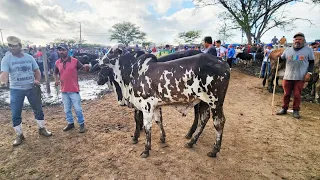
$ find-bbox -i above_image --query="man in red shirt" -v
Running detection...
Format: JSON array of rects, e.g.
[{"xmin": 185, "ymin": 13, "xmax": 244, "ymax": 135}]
[{"xmin": 54, "ymin": 44, "xmax": 90, "ymax": 133}]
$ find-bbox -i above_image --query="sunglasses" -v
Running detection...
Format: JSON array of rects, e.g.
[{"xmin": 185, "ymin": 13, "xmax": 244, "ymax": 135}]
[
  {"xmin": 58, "ymin": 48, "xmax": 67, "ymax": 52},
  {"xmin": 8, "ymin": 44, "xmax": 19, "ymax": 48}
]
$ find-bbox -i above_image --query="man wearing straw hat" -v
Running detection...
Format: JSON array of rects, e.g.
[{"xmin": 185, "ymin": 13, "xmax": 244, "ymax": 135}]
[
  {"xmin": 0, "ymin": 36, "xmax": 52, "ymax": 146},
  {"xmin": 276, "ymin": 32, "xmax": 315, "ymax": 119}
]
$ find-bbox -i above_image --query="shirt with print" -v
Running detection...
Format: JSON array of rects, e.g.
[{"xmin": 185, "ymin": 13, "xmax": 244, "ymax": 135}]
[
  {"xmin": 1, "ymin": 53, "xmax": 39, "ymax": 90},
  {"xmin": 281, "ymin": 46, "xmax": 315, "ymax": 80},
  {"xmin": 263, "ymin": 49, "xmax": 273, "ymax": 62},
  {"xmin": 216, "ymin": 46, "xmax": 226, "ymax": 57},
  {"xmin": 54, "ymin": 57, "xmax": 83, "ymax": 92},
  {"xmin": 157, "ymin": 49, "xmax": 172, "ymax": 58}
]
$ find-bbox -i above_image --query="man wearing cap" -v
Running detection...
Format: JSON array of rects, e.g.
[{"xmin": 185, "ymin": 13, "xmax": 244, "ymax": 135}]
[
  {"xmin": 0, "ymin": 36, "xmax": 52, "ymax": 146},
  {"xmin": 54, "ymin": 43, "xmax": 90, "ymax": 133},
  {"xmin": 260, "ymin": 44, "xmax": 273, "ymax": 78},
  {"xmin": 276, "ymin": 32, "xmax": 315, "ymax": 119},
  {"xmin": 203, "ymin": 36, "xmax": 217, "ymax": 56}
]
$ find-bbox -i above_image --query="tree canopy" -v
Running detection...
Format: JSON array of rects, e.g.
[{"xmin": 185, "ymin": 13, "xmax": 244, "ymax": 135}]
[
  {"xmin": 178, "ymin": 30, "xmax": 202, "ymax": 43},
  {"xmin": 109, "ymin": 22, "xmax": 147, "ymax": 46},
  {"xmin": 194, "ymin": 0, "xmax": 312, "ymax": 44}
]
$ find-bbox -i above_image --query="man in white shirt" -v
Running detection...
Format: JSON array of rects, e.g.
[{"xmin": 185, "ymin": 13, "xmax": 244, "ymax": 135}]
[{"xmin": 215, "ymin": 40, "xmax": 226, "ymax": 59}]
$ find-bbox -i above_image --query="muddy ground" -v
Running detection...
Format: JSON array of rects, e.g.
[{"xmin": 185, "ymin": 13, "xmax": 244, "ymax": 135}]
[{"xmin": 0, "ymin": 70, "xmax": 319, "ymax": 180}]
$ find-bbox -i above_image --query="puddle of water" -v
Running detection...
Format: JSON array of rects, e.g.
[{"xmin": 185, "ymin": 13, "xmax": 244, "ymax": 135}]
[{"xmin": 0, "ymin": 79, "xmax": 110, "ymax": 106}]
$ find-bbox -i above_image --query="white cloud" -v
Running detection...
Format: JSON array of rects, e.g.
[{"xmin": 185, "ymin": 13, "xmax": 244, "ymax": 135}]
[{"xmin": 0, "ymin": 0, "xmax": 319, "ymax": 46}]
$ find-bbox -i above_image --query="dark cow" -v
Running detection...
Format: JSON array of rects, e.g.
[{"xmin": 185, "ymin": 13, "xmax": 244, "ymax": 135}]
[
  {"xmin": 236, "ymin": 52, "xmax": 253, "ymax": 62},
  {"xmin": 99, "ymin": 45, "xmax": 230, "ymax": 158}
]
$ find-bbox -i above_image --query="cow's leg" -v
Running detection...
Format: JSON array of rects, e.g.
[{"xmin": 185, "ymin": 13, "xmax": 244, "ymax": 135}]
[
  {"xmin": 140, "ymin": 111, "xmax": 153, "ymax": 158},
  {"xmin": 132, "ymin": 109, "xmax": 143, "ymax": 144},
  {"xmin": 207, "ymin": 105, "xmax": 226, "ymax": 158},
  {"xmin": 268, "ymin": 70, "xmax": 275, "ymax": 93},
  {"xmin": 185, "ymin": 104, "xmax": 200, "ymax": 139},
  {"xmin": 154, "ymin": 108, "xmax": 166, "ymax": 143},
  {"xmin": 185, "ymin": 103, "xmax": 210, "ymax": 148}
]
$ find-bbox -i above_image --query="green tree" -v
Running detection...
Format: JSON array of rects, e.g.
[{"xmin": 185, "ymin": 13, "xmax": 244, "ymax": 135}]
[
  {"xmin": 22, "ymin": 40, "xmax": 33, "ymax": 46},
  {"xmin": 178, "ymin": 30, "xmax": 201, "ymax": 43},
  {"xmin": 142, "ymin": 41, "xmax": 153, "ymax": 48},
  {"xmin": 109, "ymin": 22, "xmax": 147, "ymax": 46},
  {"xmin": 194, "ymin": 0, "xmax": 312, "ymax": 44}
]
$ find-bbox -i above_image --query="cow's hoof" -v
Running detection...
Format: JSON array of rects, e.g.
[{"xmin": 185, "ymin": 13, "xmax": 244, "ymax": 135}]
[
  {"xmin": 185, "ymin": 134, "xmax": 192, "ymax": 139},
  {"xmin": 184, "ymin": 142, "xmax": 193, "ymax": 148},
  {"xmin": 268, "ymin": 87, "xmax": 273, "ymax": 93},
  {"xmin": 160, "ymin": 136, "xmax": 166, "ymax": 143},
  {"xmin": 140, "ymin": 151, "xmax": 149, "ymax": 158},
  {"xmin": 207, "ymin": 152, "xmax": 217, "ymax": 158}
]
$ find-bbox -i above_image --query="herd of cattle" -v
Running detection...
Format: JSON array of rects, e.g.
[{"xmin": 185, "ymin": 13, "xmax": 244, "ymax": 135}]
[{"xmin": 87, "ymin": 46, "xmax": 320, "ymax": 158}]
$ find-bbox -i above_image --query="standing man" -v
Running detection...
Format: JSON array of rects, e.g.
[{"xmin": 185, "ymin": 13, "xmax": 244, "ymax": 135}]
[
  {"xmin": 271, "ymin": 36, "xmax": 279, "ymax": 47},
  {"xmin": 227, "ymin": 44, "xmax": 235, "ymax": 70},
  {"xmin": 260, "ymin": 44, "xmax": 273, "ymax": 78},
  {"xmin": 276, "ymin": 32, "xmax": 315, "ymax": 119},
  {"xmin": 1, "ymin": 36, "xmax": 52, "ymax": 146},
  {"xmin": 202, "ymin": 36, "xmax": 217, "ymax": 56},
  {"xmin": 48, "ymin": 47, "xmax": 59, "ymax": 75},
  {"xmin": 54, "ymin": 44, "xmax": 90, "ymax": 133},
  {"xmin": 215, "ymin": 40, "xmax": 226, "ymax": 59},
  {"xmin": 157, "ymin": 45, "xmax": 172, "ymax": 58}
]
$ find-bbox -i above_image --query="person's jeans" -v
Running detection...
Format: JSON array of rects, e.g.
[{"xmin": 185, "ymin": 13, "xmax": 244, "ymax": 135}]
[
  {"xmin": 10, "ymin": 88, "xmax": 44, "ymax": 127},
  {"xmin": 38, "ymin": 62, "xmax": 44, "ymax": 78},
  {"xmin": 282, "ymin": 80, "xmax": 305, "ymax": 111},
  {"xmin": 61, "ymin": 92, "xmax": 84, "ymax": 125},
  {"xmin": 250, "ymin": 53, "xmax": 256, "ymax": 62},
  {"xmin": 260, "ymin": 61, "xmax": 271, "ymax": 77},
  {"xmin": 227, "ymin": 58, "xmax": 234, "ymax": 68}
]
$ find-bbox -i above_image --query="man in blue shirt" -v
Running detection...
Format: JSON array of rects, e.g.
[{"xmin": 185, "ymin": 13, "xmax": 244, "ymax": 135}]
[
  {"xmin": 1, "ymin": 36, "xmax": 52, "ymax": 146},
  {"xmin": 227, "ymin": 44, "xmax": 236, "ymax": 70}
]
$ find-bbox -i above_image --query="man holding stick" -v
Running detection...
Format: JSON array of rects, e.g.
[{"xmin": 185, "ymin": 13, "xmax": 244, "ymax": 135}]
[{"xmin": 276, "ymin": 32, "xmax": 315, "ymax": 119}]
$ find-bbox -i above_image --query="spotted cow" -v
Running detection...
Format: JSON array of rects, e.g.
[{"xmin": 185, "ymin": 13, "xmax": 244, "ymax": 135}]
[
  {"xmin": 99, "ymin": 45, "xmax": 230, "ymax": 158},
  {"xmin": 95, "ymin": 50, "xmax": 210, "ymax": 144}
]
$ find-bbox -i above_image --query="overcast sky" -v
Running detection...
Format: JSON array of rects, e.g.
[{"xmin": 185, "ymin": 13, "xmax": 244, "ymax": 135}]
[{"xmin": 0, "ymin": 0, "xmax": 319, "ymax": 46}]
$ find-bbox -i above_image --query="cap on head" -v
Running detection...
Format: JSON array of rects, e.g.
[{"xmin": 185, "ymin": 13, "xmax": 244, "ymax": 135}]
[
  {"xmin": 293, "ymin": 32, "xmax": 305, "ymax": 38},
  {"xmin": 7, "ymin": 36, "xmax": 21, "ymax": 45},
  {"xmin": 57, "ymin": 43, "xmax": 68, "ymax": 50},
  {"xmin": 267, "ymin": 43, "xmax": 273, "ymax": 48}
]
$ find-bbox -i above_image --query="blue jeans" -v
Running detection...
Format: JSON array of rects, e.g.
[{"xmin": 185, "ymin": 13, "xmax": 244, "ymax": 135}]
[
  {"xmin": 261, "ymin": 61, "xmax": 271, "ymax": 77},
  {"xmin": 38, "ymin": 62, "xmax": 44, "ymax": 78},
  {"xmin": 10, "ymin": 88, "xmax": 44, "ymax": 127},
  {"xmin": 61, "ymin": 92, "xmax": 84, "ymax": 125}
]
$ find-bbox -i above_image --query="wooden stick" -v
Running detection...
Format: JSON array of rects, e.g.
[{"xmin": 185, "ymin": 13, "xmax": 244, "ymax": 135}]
[{"xmin": 271, "ymin": 57, "xmax": 280, "ymax": 115}]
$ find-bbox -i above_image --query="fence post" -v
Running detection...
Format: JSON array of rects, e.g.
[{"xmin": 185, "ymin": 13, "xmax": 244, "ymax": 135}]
[{"xmin": 42, "ymin": 47, "xmax": 51, "ymax": 94}]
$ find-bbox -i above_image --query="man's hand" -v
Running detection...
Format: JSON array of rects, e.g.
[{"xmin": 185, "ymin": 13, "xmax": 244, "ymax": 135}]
[
  {"xmin": 304, "ymin": 73, "xmax": 311, "ymax": 82},
  {"xmin": 55, "ymin": 80, "xmax": 59, "ymax": 86},
  {"xmin": 34, "ymin": 80, "xmax": 40, "ymax": 85},
  {"xmin": 83, "ymin": 64, "xmax": 90, "ymax": 72}
]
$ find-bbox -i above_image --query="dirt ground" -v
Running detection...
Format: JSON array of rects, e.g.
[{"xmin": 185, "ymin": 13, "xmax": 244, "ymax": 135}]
[{"xmin": 0, "ymin": 70, "xmax": 319, "ymax": 180}]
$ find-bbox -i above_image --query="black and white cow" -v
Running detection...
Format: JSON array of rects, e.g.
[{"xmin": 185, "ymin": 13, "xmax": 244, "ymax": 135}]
[
  {"xmin": 99, "ymin": 46, "xmax": 230, "ymax": 158},
  {"xmin": 96, "ymin": 50, "xmax": 210, "ymax": 144}
]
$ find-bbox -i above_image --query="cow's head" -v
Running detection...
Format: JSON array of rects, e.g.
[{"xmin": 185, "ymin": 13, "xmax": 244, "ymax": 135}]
[
  {"xmin": 100, "ymin": 44, "xmax": 129, "ymax": 66},
  {"xmin": 97, "ymin": 65, "xmax": 112, "ymax": 85}
]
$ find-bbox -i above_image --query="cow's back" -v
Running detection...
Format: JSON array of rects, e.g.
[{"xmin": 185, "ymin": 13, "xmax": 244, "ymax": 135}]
[{"xmin": 157, "ymin": 50, "xmax": 202, "ymax": 62}]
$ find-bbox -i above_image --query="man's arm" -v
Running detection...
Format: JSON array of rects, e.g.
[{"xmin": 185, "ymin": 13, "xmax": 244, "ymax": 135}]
[
  {"xmin": 34, "ymin": 69, "xmax": 41, "ymax": 82},
  {"xmin": 1, "ymin": 56, "xmax": 9, "ymax": 86},
  {"xmin": 0, "ymin": 72, "xmax": 9, "ymax": 86},
  {"xmin": 53, "ymin": 65, "xmax": 60, "ymax": 86}
]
